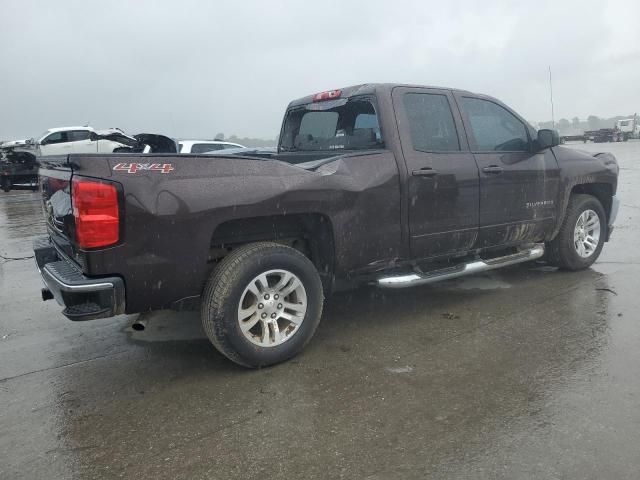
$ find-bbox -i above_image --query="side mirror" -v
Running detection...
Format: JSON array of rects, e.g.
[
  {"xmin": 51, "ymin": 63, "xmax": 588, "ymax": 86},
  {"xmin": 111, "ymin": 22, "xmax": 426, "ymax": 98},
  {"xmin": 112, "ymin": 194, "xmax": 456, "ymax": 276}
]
[
  {"xmin": 25, "ymin": 138, "xmax": 35, "ymax": 146},
  {"xmin": 89, "ymin": 132, "xmax": 98, "ymax": 141},
  {"xmin": 537, "ymin": 129, "xmax": 560, "ymax": 150}
]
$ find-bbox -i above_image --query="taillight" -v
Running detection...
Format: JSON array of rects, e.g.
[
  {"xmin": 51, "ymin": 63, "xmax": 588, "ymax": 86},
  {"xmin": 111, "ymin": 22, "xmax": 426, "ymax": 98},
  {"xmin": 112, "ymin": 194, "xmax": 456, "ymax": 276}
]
[
  {"xmin": 312, "ymin": 89, "xmax": 341, "ymax": 102},
  {"xmin": 72, "ymin": 177, "xmax": 120, "ymax": 249}
]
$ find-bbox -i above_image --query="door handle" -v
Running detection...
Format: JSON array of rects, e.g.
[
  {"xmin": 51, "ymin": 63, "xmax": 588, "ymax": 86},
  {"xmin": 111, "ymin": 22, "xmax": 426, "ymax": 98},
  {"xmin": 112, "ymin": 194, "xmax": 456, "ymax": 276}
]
[
  {"xmin": 482, "ymin": 165, "xmax": 504, "ymax": 174},
  {"xmin": 412, "ymin": 167, "xmax": 438, "ymax": 177}
]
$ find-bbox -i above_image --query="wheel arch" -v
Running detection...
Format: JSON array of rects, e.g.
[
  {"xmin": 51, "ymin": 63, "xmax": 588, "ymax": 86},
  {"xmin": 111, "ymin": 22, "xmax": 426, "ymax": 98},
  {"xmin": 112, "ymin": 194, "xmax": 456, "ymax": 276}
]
[
  {"xmin": 207, "ymin": 213, "xmax": 336, "ymax": 292},
  {"xmin": 550, "ymin": 182, "xmax": 613, "ymax": 240},
  {"xmin": 570, "ymin": 183, "xmax": 613, "ymax": 221}
]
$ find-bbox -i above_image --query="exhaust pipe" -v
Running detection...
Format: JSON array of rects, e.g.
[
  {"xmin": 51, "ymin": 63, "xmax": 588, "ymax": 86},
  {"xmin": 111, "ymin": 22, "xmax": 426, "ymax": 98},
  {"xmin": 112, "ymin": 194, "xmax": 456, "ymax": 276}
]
[
  {"xmin": 131, "ymin": 317, "xmax": 148, "ymax": 331},
  {"xmin": 41, "ymin": 288, "xmax": 54, "ymax": 301}
]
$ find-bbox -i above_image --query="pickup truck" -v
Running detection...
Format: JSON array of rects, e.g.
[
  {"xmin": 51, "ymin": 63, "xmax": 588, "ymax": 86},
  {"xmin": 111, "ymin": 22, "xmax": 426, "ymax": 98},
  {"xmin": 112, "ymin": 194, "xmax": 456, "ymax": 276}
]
[{"xmin": 33, "ymin": 83, "xmax": 620, "ymax": 368}]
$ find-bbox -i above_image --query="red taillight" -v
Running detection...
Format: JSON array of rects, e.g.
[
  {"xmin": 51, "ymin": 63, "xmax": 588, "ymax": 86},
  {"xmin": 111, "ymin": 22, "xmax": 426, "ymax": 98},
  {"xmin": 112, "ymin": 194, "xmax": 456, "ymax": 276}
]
[
  {"xmin": 72, "ymin": 178, "xmax": 120, "ymax": 249},
  {"xmin": 312, "ymin": 89, "xmax": 341, "ymax": 102}
]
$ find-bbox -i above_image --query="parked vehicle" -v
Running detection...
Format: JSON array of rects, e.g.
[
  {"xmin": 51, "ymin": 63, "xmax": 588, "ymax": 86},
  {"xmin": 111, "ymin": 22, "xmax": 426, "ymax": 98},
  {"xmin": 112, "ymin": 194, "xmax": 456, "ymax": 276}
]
[
  {"xmin": 560, "ymin": 134, "xmax": 586, "ymax": 143},
  {"xmin": 209, "ymin": 146, "xmax": 277, "ymax": 156},
  {"xmin": 584, "ymin": 128, "xmax": 624, "ymax": 143},
  {"xmin": 35, "ymin": 126, "xmax": 135, "ymax": 156},
  {"xmin": 33, "ymin": 83, "xmax": 620, "ymax": 368},
  {"xmin": 0, "ymin": 145, "xmax": 38, "ymax": 192},
  {"xmin": 616, "ymin": 115, "xmax": 639, "ymax": 141},
  {"xmin": 179, "ymin": 140, "xmax": 245, "ymax": 154}
]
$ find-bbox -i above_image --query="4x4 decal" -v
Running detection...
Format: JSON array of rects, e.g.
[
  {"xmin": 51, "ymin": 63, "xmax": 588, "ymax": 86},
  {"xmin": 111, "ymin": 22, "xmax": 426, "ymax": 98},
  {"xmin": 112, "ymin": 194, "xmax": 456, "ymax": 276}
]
[{"xmin": 113, "ymin": 163, "xmax": 174, "ymax": 174}]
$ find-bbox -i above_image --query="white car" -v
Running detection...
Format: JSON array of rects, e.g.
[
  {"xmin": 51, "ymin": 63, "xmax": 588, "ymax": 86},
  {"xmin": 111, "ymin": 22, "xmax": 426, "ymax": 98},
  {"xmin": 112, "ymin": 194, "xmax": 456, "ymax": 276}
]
[
  {"xmin": 36, "ymin": 126, "xmax": 129, "ymax": 156},
  {"xmin": 178, "ymin": 140, "xmax": 245, "ymax": 154}
]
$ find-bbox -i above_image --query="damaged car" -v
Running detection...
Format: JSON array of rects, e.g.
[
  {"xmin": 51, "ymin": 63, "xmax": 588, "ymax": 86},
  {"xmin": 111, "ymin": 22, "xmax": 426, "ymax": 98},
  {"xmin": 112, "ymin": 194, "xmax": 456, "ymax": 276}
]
[
  {"xmin": 33, "ymin": 83, "xmax": 619, "ymax": 368},
  {"xmin": 0, "ymin": 144, "xmax": 38, "ymax": 192},
  {"xmin": 35, "ymin": 126, "xmax": 130, "ymax": 156},
  {"xmin": 31, "ymin": 126, "xmax": 178, "ymax": 156},
  {"xmin": 179, "ymin": 140, "xmax": 245, "ymax": 154}
]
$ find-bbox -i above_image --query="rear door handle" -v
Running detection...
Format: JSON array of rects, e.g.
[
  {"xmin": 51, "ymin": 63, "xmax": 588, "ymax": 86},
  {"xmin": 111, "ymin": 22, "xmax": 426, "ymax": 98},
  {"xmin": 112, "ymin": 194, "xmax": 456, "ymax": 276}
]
[
  {"xmin": 412, "ymin": 167, "xmax": 438, "ymax": 177},
  {"xmin": 482, "ymin": 165, "xmax": 504, "ymax": 174}
]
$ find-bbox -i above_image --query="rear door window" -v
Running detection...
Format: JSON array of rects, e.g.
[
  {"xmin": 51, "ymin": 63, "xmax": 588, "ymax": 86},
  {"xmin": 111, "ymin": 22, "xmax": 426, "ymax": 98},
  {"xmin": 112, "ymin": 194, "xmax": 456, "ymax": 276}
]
[
  {"xmin": 460, "ymin": 97, "xmax": 529, "ymax": 152},
  {"xmin": 403, "ymin": 93, "xmax": 460, "ymax": 152},
  {"xmin": 67, "ymin": 130, "xmax": 91, "ymax": 142}
]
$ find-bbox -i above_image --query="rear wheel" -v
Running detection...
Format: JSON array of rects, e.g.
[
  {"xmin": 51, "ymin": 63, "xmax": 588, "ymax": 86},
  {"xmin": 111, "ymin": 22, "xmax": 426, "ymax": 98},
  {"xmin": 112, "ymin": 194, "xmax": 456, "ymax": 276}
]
[
  {"xmin": 547, "ymin": 194, "xmax": 606, "ymax": 270},
  {"xmin": 201, "ymin": 242, "xmax": 324, "ymax": 368},
  {"xmin": 1, "ymin": 177, "xmax": 11, "ymax": 192}
]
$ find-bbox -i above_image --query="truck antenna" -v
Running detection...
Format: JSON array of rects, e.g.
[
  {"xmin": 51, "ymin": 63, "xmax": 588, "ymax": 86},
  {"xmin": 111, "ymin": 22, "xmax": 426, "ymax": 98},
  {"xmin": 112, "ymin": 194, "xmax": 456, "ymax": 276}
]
[{"xmin": 548, "ymin": 66, "xmax": 555, "ymax": 128}]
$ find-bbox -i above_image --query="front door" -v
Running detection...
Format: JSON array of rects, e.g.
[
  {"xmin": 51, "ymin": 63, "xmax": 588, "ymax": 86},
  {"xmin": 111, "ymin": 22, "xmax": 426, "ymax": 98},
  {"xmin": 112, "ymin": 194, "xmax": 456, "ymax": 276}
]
[
  {"xmin": 39, "ymin": 131, "xmax": 74, "ymax": 156},
  {"xmin": 392, "ymin": 87, "xmax": 480, "ymax": 260},
  {"xmin": 455, "ymin": 94, "xmax": 560, "ymax": 248}
]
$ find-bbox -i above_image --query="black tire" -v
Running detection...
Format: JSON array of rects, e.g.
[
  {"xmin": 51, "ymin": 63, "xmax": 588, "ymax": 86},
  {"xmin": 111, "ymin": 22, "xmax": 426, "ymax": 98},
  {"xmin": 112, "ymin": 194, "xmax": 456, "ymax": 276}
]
[
  {"xmin": 1, "ymin": 177, "xmax": 11, "ymax": 192},
  {"xmin": 201, "ymin": 242, "xmax": 324, "ymax": 368},
  {"xmin": 547, "ymin": 194, "xmax": 606, "ymax": 271}
]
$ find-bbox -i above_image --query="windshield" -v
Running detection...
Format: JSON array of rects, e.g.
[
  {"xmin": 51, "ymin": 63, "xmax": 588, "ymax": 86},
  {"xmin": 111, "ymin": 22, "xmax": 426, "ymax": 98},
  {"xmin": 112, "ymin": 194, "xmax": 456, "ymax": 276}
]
[
  {"xmin": 280, "ymin": 98, "xmax": 383, "ymax": 152},
  {"xmin": 37, "ymin": 131, "xmax": 51, "ymax": 142}
]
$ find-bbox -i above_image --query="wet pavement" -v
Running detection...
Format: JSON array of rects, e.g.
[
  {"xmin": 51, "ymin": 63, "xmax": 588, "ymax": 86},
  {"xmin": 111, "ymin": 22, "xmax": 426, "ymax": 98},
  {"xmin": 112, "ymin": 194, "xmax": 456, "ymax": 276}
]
[{"xmin": 1, "ymin": 142, "xmax": 639, "ymax": 479}]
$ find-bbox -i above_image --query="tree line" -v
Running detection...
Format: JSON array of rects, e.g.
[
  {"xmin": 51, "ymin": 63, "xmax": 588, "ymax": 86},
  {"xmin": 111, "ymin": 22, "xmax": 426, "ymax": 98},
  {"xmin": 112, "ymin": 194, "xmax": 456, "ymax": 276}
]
[
  {"xmin": 537, "ymin": 114, "xmax": 636, "ymax": 134},
  {"xmin": 214, "ymin": 133, "xmax": 277, "ymax": 147}
]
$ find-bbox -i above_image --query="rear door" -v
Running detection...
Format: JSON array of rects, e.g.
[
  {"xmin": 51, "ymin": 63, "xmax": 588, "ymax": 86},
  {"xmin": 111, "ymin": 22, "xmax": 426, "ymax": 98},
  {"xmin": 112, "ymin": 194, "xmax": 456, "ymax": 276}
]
[
  {"xmin": 454, "ymin": 94, "xmax": 559, "ymax": 248},
  {"xmin": 392, "ymin": 86, "xmax": 479, "ymax": 260},
  {"xmin": 67, "ymin": 130, "xmax": 97, "ymax": 153}
]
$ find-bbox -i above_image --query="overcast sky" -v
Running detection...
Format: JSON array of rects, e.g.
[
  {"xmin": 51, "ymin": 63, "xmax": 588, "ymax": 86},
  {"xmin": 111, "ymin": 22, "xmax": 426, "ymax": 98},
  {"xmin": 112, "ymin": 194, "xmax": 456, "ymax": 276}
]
[{"xmin": 1, "ymin": 0, "xmax": 639, "ymax": 140}]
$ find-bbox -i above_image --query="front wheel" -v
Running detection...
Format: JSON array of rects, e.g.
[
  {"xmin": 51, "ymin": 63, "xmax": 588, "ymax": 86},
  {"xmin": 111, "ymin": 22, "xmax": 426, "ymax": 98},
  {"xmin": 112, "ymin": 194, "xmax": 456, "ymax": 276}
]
[
  {"xmin": 547, "ymin": 194, "xmax": 606, "ymax": 270},
  {"xmin": 1, "ymin": 177, "xmax": 11, "ymax": 192},
  {"xmin": 201, "ymin": 242, "xmax": 324, "ymax": 368}
]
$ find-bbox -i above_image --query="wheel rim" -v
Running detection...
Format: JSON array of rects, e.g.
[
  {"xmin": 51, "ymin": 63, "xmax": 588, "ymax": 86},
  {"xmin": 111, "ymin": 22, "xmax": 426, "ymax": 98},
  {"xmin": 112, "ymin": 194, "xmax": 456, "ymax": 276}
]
[
  {"xmin": 237, "ymin": 269, "xmax": 307, "ymax": 347},
  {"xmin": 574, "ymin": 209, "xmax": 601, "ymax": 258}
]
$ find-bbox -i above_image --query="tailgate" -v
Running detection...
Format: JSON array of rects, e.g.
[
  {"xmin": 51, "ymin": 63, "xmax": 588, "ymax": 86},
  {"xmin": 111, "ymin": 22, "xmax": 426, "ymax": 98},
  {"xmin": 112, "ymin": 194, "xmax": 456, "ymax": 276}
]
[{"xmin": 38, "ymin": 156, "xmax": 76, "ymax": 261}]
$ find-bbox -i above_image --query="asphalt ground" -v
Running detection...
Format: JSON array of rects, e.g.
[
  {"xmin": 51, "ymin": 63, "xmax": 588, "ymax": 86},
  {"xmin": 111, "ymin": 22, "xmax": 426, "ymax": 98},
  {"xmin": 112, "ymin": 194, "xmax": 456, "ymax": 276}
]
[{"xmin": 1, "ymin": 141, "xmax": 639, "ymax": 479}]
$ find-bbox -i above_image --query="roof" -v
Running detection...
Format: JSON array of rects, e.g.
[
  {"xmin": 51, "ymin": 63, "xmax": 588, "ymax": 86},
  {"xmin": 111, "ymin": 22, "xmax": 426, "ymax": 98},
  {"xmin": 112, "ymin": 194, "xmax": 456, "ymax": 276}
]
[
  {"xmin": 287, "ymin": 83, "xmax": 478, "ymax": 107},
  {"xmin": 46, "ymin": 126, "xmax": 94, "ymax": 133}
]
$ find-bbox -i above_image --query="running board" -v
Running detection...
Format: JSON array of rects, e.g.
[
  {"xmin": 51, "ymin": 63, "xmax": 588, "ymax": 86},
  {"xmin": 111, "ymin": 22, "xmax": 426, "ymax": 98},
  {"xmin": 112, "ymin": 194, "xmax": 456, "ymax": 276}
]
[{"xmin": 377, "ymin": 244, "xmax": 545, "ymax": 288}]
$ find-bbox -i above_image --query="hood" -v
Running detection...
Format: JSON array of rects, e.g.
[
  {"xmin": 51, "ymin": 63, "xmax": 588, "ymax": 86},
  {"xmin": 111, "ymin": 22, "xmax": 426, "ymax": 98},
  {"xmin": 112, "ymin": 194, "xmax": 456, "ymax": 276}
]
[
  {"xmin": 92, "ymin": 128, "xmax": 138, "ymax": 147},
  {"xmin": 552, "ymin": 145, "xmax": 619, "ymax": 177},
  {"xmin": 109, "ymin": 133, "xmax": 178, "ymax": 154},
  {"xmin": 2, "ymin": 139, "xmax": 30, "ymax": 148},
  {"xmin": 134, "ymin": 134, "xmax": 178, "ymax": 153}
]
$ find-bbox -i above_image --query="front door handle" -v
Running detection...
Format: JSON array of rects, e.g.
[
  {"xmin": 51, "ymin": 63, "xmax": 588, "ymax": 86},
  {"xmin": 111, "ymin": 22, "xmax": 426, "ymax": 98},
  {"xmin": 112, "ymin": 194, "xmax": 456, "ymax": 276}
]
[
  {"xmin": 482, "ymin": 165, "xmax": 504, "ymax": 174},
  {"xmin": 412, "ymin": 167, "xmax": 438, "ymax": 177}
]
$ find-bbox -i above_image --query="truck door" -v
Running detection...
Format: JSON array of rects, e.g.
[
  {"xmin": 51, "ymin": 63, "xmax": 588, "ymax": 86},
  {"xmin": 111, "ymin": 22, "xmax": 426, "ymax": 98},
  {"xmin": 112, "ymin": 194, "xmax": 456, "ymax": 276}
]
[
  {"xmin": 392, "ymin": 87, "xmax": 480, "ymax": 260},
  {"xmin": 454, "ymin": 94, "xmax": 559, "ymax": 248}
]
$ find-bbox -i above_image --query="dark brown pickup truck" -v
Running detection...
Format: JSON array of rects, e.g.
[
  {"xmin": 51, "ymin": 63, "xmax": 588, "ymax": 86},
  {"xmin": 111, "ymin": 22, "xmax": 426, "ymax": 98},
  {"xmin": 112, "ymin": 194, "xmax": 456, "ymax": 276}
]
[{"xmin": 34, "ymin": 83, "xmax": 620, "ymax": 367}]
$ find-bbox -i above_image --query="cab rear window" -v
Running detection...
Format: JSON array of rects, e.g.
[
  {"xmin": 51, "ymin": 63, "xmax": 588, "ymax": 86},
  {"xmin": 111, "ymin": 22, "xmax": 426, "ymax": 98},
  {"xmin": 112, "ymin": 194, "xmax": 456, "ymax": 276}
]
[{"xmin": 280, "ymin": 98, "xmax": 383, "ymax": 152}]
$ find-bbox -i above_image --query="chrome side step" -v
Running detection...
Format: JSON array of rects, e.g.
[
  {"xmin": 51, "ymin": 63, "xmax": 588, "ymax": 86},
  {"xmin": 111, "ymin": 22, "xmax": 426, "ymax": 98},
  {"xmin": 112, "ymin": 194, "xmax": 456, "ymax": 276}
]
[{"xmin": 377, "ymin": 244, "xmax": 545, "ymax": 289}]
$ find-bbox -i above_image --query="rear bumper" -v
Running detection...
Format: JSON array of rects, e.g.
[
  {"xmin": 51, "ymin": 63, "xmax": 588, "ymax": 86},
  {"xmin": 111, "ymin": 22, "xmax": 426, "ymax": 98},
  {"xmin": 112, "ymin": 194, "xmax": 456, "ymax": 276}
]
[{"xmin": 33, "ymin": 236, "xmax": 125, "ymax": 321}]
